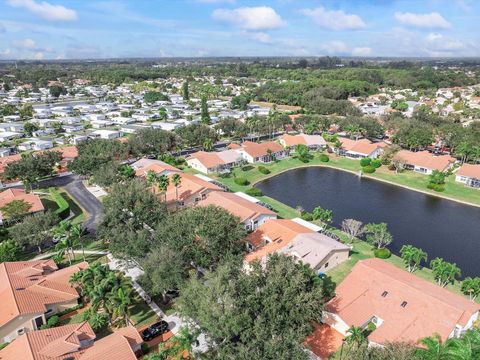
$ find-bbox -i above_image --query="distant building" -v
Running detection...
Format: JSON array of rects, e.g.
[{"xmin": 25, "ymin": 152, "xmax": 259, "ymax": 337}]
[
  {"xmin": 455, "ymin": 164, "xmax": 480, "ymax": 188},
  {"xmin": 393, "ymin": 150, "xmax": 455, "ymax": 174}
]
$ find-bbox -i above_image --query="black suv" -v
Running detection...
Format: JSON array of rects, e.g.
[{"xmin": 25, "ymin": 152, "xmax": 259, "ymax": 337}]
[{"xmin": 141, "ymin": 320, "xmax": 169, "ymax": 341}]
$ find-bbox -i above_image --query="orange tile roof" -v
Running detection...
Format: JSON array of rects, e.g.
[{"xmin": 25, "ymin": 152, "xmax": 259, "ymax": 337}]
[
  {"xmin": 0, "ymin": 260, "xmax": 87, "ymax": 328},
  {"xmin": 339, "ymin": 138, "xmax": 385, "ymax": 156},
  {"xmin": 240, "ymin": 141, "xmax": 284, "ymax": 158},
  {"xmin": 0, "ymin": 154, "xmax": 21, "ymax": 174},
  {"xmin": 244, "ymin": 219, "xmax": 314, "ymax": 262},
  {"xmin": 162, "ymin": 172, "xmax": 222, "ymax": 203},
  {"xmin": 456, "ymin": 164, "xmax": 480, "ymax": 179},
  {"xmin": 280, "ymin": 134, "xmax": 307, "ymax": 147},
  {"xmin": 394, "ymin": 150, "xmax": 455, "ymax": 172},
  {"xmin": 133, "ymin": 159, "xmax": 180, "ymax": 177},
  {"xmin": 187, "ymin": 151, "xmax": 225, "ymax": 169},
  {"xmin": 198, "ymin": 192, "xmax": 276, "ymax": 223},
  {"xmin": 304, "ymin": 323, "xmax": 344, "ymax": 359},
  {"xmin": 0, "ymin": 322, "xmax": 141, "ymax": 360},
  {"xmin": 326, "ymin": 259, "xmax": 479, "ymax": 344},
  {"xmin": 80, "ymin": 326, "xmax": 142, "ymax": 360},
  {"xmin": 0, "ymin": 189, "xmax": 44, "ymax": 219}
]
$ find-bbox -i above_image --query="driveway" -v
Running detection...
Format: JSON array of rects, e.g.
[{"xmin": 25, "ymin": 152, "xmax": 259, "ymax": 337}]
[{"xmin": 37, "ymin": 174, "xmax": 103, "ymax": 234}]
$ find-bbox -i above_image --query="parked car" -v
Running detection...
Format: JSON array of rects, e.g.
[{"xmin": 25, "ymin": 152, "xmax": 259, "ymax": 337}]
[{"xmin": 141, "ymin": 320, "xmax": 169, "ymax": 341}]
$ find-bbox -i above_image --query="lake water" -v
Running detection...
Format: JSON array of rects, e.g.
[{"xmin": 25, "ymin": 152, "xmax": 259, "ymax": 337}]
[{"xmin": 257, "ymin": 167, "xmax": 480, "ymax": 277}]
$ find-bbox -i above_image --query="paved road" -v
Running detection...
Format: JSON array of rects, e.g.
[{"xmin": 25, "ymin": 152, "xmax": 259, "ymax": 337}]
[{"xmin": 37, "ymin": 174, "xmax": 103, "ymax": 234}]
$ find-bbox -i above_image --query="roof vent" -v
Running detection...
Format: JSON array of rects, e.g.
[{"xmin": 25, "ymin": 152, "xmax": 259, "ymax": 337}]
[
  {"xmin": 15, "ymin": 287, "xmax": 25, "ymax": 291},
  {"xmin": 381, "ymin": 291, "xmax": 388, "ymax": 297},
  {"xmin": 401, "ymin": 301, "xmax": 407, "ymax": 308}
]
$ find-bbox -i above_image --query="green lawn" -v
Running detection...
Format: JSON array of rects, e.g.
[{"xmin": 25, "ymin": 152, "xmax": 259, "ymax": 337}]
[
  {"xmin": 39, "ymin": 187, "xmax": 86, "ymax": 224},
  {"xmin": 129, "ymin": 295, "xmax": 159, "ymax": 327}
]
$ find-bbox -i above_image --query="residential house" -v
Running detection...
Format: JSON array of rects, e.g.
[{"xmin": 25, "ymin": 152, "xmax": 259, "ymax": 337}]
[
  {"xmin": 0, "ymin": 189, "xmax": 44, "ymax": 223},
  {"xmin": 455, "ymin": 164, "xmax": 480, "ymax": 188},
  {"xmin": 0, "ymin": 260, "xmax": 88, "ymax": 343},
  {"xmin": 90, "ymin": 130, "xmax": 122, "ymax": 140},
  {"xmin": 157, "ymin": 172, "xmax": 223, "ymax": 211},
  {"xmin": 336, "ymin": 138, "xmax": 386, "ymax": 159},
  {"xmin": 393, "ymin": 150, "xmax": 455, "ymax": 174},
  {"xmin": 198, "ymin": 191, "xmax": 276, "ymax": 232},
  {"xmin": 0, "ymin": 132, "xmax": 22, "ymax": 142},
  {"xmin": 131, "ymin": 158, "xmax": 181, "ymax": 178},
  {"xmin": 18, "ymin": 139, "xmax": 53, "ymax": 151},
  {"xmin": 236, "ymin": 141, "xmax": 287, "ymax": 164},
  {"xmin": 0, "ymin": 322, "xmax": 143, "ymax": 360},
  {"xmin": 186, "ymin": 150, "xmax": 242, "ymax": 174},
  {"xmin": 244, "ymin": 219, "xmax": 350, "ymax": 273},
  {"xmin": 279, "ymin": 134, "xmax": 326, "ymax": 150},
  {"xmin": 323, "ymin": 259, "xmax": 479, "ymax": 345}
]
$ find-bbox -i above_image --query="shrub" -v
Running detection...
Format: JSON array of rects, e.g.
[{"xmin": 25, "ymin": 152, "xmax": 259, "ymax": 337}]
[
  {"xmin": 360, "ymin": 157, "xmax": 372, "ymax": 167},
  {"xmin": 49, "ymin": 188, "xmax": 70, "ymax": 219},
  {"xmin": 0, "ymin": 343, "xmax": 8, "ymax": 351},
  {"xmin": 427, "ymin": 183, "xmax": 445, "ymax": 192},
  {"xmin": 301, "ymin": 212, "xmax": 314, "ymax": 221},
  {"xmin": 234, "ymin": 177, "xmax": 250, "ymax": 186},
  {"xmin": 320, "ymin": 154, "xmax": 330, "ymax": 162},
  {"xmin": 141, "ymin": 343, "xmax": 150, "ymax": 355},
  {"xmin": 258, "ymin": 166, "xmax": 271, "ymax": 175},
  {"xmin": 362, "ymin": 165, "xmax": 376, "ymax": 174},
  {"xmin": 40, "ymin": 315, "xmax": 59, "ymax": 329},
  {"xmin": 374, "ymin": 248, "xmax": 391, "ymax": 259},
  {"xmin": 245, "ymin": 188, "xmax": 263, "ymax": 197},
  {"xmin": 242, "ymin": 165, "xmax": 254, "ymax": 171},
  {"xmin": 371, "ymin": 159, "xmax": 382, "ymax": 168}
]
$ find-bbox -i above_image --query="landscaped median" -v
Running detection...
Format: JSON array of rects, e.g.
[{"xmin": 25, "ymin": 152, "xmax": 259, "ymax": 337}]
[{"xmin": 39, "ymin": 187, "xmax": 86, "ymax": 224}]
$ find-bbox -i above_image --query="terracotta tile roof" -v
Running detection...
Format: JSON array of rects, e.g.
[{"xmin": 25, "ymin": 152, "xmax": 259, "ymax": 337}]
[
  {"xmin": 79, "ymin": 326, "xmax": 142, "ymax": 360},
  {"xmin": 304, "ymin": 323, "xmax": 344, "ymax": 359},
  {"xmin": 326, "ymin": 259, "xmax": 479, "ymax": 344},
  {"xmin": 339, "ymin": 138, "xmax": 385, "ymax": 156},
  {"xmin": 394, "ymin": 150, "xmax": 455, "ymax": 172},
  {"xmin": 0, "ymin": 261, "xmax": 87, "ymax": 328},
  {"xmin": 0, "ymin": 154, "xmax": 21, "ymax": 174},
  {"xmin": 0, "ymin": 189, "xmax": 44, "ymax": 220},
  {"xmin": 132, "ymin": 159, "xmax": 180, "ymax": 177},
  {"xmin": 456, "ymin": 164, "xmax": 480, "ymax": 179},
  {"xmin": 240, "ymin": 141, "xmax": 284, "ymax": 158},
  {"xmin": 198, "ymin": 192, "xmax": 276, "ymax": 223},
  {"xmin": 36, "ymin": 147, "xmax": 78, "ymax": 160},
  {"xmin": 159, "ymin": 172, "xmax": 222, "ymax": 203},
  {"xmin": 244, "ymin": 219, "xmax": 314, "ymax": 262},
  {"xmin": 280, "ymin": 134, "xmax": 326, "ymax": 148},
  {"xmin": 0, "ymin": 322, "xmax": 95, "ymax": 360},
  {"xmin": 187, "ymin": 151, "xmax": 225, "ymax": 169},
  {"xmin": 0, "ymin": 323, "xmax": 141, "ymax": 360}
]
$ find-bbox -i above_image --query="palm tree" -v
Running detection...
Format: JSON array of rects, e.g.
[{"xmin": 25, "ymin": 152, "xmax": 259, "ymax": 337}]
[
  {"xmin": 145, "ymin": 170, "xmax": 158, "ymax": 187},
  {"xmin": 158, "ymin": 174, "xmax": 170, "ymax": 203},
  {"xmin": 203, "ymin": 138, "xmax": 213, "ymax": 151},
  {"xmin": 400, "ymin": 245, "xmax": 428, "ymax": 273},
  {"xmin": 111, "ymin": 286, "xmax": 133, "ymax": 326},
  {"xmin": 172, "ymin": 173, "xmax": 182, "ymax": 210},
  {"xmin": 70, "ymin": 224, "xmax": 87, "ymax": 261},
  {"xmin": 345, "ymin": 326, "xmax": 366, "ymax": 348},
  {"xmin": 119, "ymin": 164, "xmax": 135, "ymax": 179},
  {"xmin": 416, "ymin": 334, "xmax": 448, "ymax": 360},
  {"xmin": 54, "ymin": 238, "xmax": 72, "ymax": 265}
]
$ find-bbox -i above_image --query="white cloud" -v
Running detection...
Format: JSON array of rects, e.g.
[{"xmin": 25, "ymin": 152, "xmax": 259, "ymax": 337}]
[
  {"xmin": 34, "ymin": 52, "xmax": 44, "ymax": 60},
  {"xmin": 300, "ymin": 7, "xmax": 366, "ymax": 31},
  {"xmin": 249, "ymin": 32, "xmax": 272, "ymax": 43},
  {"xmin": 12, "ymin": 38, "xmax": 38, "ymax": 49},
  {"xmin": 320, "ymin": 40, "xmax": 348, "ymax": 54},
  {"xmin": 425, "ymin": 33, "xmax": 464, "ymax": 51},
  {"xmin": 7, "ymin": 0, "xmax": 78, "ymax": 21},
  {"xmin": 0, "ymin": 49, "xmax": 12, "ymax": 57},
  {"xmin": 352, "ymin": 47, "xmax": 372, "ymax": 56},
  {"xmin": 394, "ymin": 12, "xmax": 450, "ymax": 28},
  {"xmin": 212, "ymin": 6, "xmax": 285, "ymax": 30}
]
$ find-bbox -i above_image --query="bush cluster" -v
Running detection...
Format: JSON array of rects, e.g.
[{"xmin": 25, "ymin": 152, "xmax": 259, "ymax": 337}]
[
  {"xmin": 427, "ymin": 183, "xmax": 445, "ymax": 192},
  {"xmin": 371, "ymin": 159, "xmax": 382, "ymax": 168},
  {"xmin": 258, "ymin": 166, "xmax": 271, "ymax": 175},
  {"xmin": 360, "ymin": 157, "xmax": 372, "ymax": 167},
  {"xmin": 362, "ymin": 165, "xmax": 376, "ymax": 174},
  {"xmin": 245, "ymin": 188, "xmax": 263, "ymax": 197},
  {"xmin": 320, "ymin": 154, "xmax": 330, "ymax": 162},
  {"xmin": 242, "ymin": 165, "xmax": 254, "ymax": 171},
  {"xmin": 374, "ymin": 248, "xmax": 391, "ymax": 259},
  {"xmin": 234, "ymin": 177, "xmax": 250, "ymax": 186}
]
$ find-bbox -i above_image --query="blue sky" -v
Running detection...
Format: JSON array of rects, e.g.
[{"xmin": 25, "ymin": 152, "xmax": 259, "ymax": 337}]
[{"xmin": 0, "ymin": 0, "xmax": 479, "ymax": 59}]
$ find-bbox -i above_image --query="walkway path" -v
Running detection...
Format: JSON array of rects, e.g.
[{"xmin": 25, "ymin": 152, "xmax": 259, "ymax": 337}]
[{"xmin": 34, "ymin": 249, "xmax": 108, "ymax": 260}]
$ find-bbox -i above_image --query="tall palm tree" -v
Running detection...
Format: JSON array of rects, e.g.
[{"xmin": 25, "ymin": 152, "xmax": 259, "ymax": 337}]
[
  {"xmin": 111, "ymin": 286, "xmax": 133, "ymax": 326},
  {"xmin": 172, "ymin": 173, "xmax": 182, "ymax": 210},
  {"xmin": 145, "ymin": 170, "xmax": 158, "ymax": 187},
  {"xmin": 158, "ymin": 174, "xmax": 170, "ymax": 203},
  {"xmin": 55, "ymin": 238, "xmax": 72, "ymax": 265},
  {"xmin": 70, "ymin": 224, "xmax": 87, "ymax": 261},
  {"xmin": 416, "ymin": 334, "xmax": 448, "ymax": 360},
  {"xmin": 203, "ymin": 138, "xmax": 213, "ymax": 151}
]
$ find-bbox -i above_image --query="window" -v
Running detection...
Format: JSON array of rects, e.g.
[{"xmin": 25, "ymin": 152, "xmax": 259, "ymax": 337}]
[
  {"xmin": 381, "ymin": 291, "xmax": 388, "ymax": 297},
  {"xmin": 33, "ymin": 316, "xmax": 44, "ymax": 330},
  {"xmin": 401, "ymin": 301, "xmax": 408, "ymax": 308}
]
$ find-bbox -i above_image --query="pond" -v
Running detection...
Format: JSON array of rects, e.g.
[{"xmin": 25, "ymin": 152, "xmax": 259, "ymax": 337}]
[{"xmin": 256, "ymin": 167, "xmax": 480, "ymax": 277}]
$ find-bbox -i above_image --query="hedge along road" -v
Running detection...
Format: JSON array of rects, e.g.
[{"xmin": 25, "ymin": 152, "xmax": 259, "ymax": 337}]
[
  {"xmin": 256, "ymin": 166, "xmax": 480, "ymax": 278},
  {"xmin": 37, "ymin": 174, "xmax": 103, "ymax": 234}
]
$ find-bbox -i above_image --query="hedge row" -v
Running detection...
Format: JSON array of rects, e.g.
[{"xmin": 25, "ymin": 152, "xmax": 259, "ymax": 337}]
[{"xmin": 49, "ymin": 188, "xmax": 70, "ymax": 219}]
